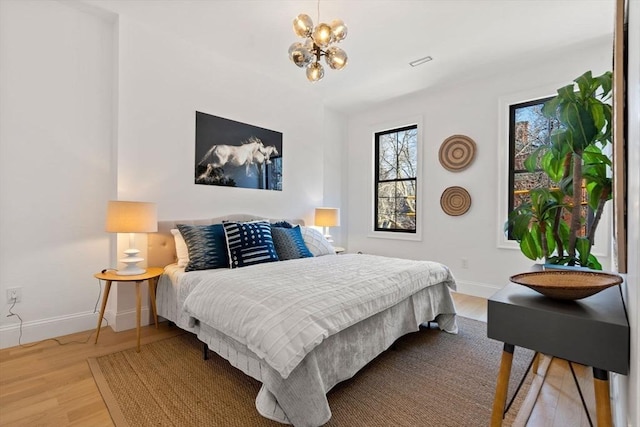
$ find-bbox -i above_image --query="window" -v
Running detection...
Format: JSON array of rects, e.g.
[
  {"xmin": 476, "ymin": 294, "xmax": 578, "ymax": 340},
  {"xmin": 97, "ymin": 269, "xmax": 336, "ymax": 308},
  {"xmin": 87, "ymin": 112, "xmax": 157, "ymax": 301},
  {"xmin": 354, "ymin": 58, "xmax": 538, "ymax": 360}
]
[
  {"xmin": 508, "ymin": 96, "xmax": 558, "ymax": 214},
  {"xmin": 374, "ymin": 125, "xmax": 418, "ymax": 233},
  {"xmin": 507, "ymin": 96, "xmax": 591, "ymax": 239}
]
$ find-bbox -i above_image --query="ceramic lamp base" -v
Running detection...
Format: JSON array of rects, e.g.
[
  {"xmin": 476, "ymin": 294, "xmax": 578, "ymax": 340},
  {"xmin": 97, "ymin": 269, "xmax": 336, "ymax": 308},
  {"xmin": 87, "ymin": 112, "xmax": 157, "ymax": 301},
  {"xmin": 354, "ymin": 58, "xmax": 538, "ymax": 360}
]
[{"xmin": 117, "ymin": 248, "xmax": 146, "ymax": 276}]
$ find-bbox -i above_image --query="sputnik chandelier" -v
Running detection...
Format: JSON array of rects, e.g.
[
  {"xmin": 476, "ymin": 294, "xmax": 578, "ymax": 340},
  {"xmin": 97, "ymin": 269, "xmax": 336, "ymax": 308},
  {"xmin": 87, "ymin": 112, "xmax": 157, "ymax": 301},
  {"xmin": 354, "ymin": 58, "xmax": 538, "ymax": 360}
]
[{"xmin": 288, "ymin": 2, "xmax": 348, "ymax": 82}]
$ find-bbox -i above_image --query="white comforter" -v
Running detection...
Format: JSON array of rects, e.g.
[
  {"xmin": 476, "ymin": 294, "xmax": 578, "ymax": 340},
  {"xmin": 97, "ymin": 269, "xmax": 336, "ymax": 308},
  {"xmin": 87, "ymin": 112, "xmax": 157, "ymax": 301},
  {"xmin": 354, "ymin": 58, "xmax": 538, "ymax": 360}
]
[{"xmin": 182, "ymin": 253, "xmax": 456, "ymax": 379}]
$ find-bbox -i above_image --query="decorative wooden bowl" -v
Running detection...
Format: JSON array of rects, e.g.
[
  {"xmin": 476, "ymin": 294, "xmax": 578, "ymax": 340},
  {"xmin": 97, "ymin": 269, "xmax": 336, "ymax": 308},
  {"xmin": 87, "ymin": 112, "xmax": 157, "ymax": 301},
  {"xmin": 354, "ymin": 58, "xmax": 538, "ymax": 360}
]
[{"xmin": 509, "ymin": 270, "xmax": 623, "ymax": 300}]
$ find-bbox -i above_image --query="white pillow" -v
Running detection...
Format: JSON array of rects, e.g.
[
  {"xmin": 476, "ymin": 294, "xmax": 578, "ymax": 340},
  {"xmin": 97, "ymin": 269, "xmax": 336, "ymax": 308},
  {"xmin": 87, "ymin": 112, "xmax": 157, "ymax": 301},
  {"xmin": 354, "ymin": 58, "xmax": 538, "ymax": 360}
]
[
  {"xmin": 300, "ymin": 226, "xmax": 336, "ymax": 257},
  {"xmin": 171, "ymin": 228, "xmax": 189, "ymax": 267}
]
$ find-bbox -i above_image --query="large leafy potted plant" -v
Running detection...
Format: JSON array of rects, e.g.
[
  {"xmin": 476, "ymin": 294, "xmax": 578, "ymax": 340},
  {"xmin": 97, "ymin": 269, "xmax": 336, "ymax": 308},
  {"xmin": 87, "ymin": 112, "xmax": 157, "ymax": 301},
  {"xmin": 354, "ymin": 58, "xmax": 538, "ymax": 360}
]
[{"xmin": 506, "ymin": 70, "xmax": 613, "ymax": 270}]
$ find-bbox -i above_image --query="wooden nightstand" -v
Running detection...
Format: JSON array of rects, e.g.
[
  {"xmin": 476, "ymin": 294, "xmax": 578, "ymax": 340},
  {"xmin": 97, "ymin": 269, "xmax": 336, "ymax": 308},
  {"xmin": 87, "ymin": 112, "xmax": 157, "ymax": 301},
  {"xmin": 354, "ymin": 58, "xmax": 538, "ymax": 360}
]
[{"xmin": 94, "ymin": 267, "xmax": 163, "ymax": 352}]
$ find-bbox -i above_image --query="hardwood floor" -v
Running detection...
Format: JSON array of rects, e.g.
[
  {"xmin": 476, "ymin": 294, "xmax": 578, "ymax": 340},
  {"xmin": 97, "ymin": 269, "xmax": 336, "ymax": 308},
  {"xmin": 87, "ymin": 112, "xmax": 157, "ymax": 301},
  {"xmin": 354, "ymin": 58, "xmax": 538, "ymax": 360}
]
[
  {"xmin": 0, "ymin": 293, "xmax": 595, "ymax": 426},
  {"xmin": 0, "ymin": 322, "xmax": 183, "ymax": 426}
]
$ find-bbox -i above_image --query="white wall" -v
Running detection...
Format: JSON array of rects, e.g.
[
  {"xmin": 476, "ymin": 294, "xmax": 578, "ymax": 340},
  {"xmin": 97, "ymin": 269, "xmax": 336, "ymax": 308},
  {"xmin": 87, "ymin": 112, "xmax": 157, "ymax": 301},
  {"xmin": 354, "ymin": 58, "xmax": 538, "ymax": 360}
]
[
  {"xmin": 0, "ymin": 1, "xmax": 346, "ymax": 346},
  {"xmin": 322, "ymin": 108, "xmax": 348, "ymax": 247},
  {"xmin": 115, "ymin": 16, "xmax": 327, "ymax": 222},
  {"xmin": 0, "ymin": 0, "xmax": 115, "ymax": 347},
  {"xmin": 346, "ymin": 36, "xmax": 613, "ymax": 296}
]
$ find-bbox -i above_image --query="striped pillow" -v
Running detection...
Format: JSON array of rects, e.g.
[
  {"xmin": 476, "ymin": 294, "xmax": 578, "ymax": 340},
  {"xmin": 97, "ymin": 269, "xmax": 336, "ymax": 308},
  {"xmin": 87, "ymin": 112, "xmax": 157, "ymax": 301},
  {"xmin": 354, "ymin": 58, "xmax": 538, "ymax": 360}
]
[
  {"xmin": 177, "ymin": 224, "xmax": 229, "ymax": 272},
  {"xmin": 223, "ymin": 221, "xmax": 279, "ymax": 268}
]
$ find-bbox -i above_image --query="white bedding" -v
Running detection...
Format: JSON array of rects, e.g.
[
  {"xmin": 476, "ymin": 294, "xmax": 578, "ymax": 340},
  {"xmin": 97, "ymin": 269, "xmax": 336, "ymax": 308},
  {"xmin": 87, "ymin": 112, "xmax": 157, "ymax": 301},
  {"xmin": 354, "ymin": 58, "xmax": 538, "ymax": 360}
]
[
  {"xmin": 182, "ymin": 254, "xmax": 456, "ymax": 378},
  {"xmin": 157, "ymin": 253, "xmax": 458, "ymax": 426}
]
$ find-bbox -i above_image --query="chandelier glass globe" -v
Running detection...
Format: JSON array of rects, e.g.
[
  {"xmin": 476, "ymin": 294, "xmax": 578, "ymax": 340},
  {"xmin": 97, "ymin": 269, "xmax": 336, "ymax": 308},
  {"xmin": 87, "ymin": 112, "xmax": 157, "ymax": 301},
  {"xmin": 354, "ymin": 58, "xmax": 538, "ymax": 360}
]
[
  {"xmin": 325, "ymin": 46, "xmax": 348, "ymax": 70},
  {"xmin": 306, "ymin": 62, "xmax": 325, "ymax": 82},
  {"xmin": 288, "ymin": 8, "xmax": 348, "ymax": 82}
]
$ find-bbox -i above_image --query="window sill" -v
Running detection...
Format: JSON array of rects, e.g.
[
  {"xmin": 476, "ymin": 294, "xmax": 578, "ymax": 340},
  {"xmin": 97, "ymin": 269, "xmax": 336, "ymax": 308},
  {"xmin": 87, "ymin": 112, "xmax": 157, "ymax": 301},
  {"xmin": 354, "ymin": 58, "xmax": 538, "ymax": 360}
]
[{"xmin": 367, "ymin": 231, "xmax": 422, "ymax": 242}]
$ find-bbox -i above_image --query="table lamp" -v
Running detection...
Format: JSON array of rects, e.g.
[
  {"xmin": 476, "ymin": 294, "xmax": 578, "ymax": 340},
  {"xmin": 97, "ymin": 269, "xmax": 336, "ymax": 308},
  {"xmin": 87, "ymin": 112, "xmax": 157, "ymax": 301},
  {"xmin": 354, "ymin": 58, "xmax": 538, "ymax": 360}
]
[
  {"xmin": 315, "ymin": 207, "xmax": 340, "ymax": 243},
  {"xmin": 105, "ymin": 200, "xmax": 158, "ymax": 275}
]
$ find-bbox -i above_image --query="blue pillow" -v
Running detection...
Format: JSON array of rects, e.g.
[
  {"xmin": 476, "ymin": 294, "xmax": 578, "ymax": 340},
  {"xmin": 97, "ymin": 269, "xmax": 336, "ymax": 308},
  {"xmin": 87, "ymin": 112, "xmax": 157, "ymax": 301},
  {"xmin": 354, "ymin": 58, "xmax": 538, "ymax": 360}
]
[
  {"xmin": 271, "ymin": 221, "xmax": 293, "ymax": 228},
  {"xmin": 177, "ymin": 224, "xmax": 229, "ymax": 272},
  {"xmin": 223, "ymin": 221, "xmax": 279, "ymax": 268},
  {"xmin": 271, "ymin": 225, "xmax": 313, "ymax": 261}
]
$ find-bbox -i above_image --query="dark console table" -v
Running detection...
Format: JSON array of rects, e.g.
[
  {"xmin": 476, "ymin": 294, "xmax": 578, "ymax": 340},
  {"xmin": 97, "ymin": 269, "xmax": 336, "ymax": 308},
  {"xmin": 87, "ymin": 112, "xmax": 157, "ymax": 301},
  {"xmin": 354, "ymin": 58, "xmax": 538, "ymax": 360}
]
[{"xmin": 487, "ymin": 282, "xmax": 629, "ymax": 426}]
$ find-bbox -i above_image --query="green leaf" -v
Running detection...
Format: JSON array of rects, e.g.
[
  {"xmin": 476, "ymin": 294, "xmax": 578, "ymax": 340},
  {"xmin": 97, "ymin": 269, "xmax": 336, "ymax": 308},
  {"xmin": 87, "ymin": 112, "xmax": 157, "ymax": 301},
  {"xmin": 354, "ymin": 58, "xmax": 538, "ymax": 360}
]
[
  {"xmin": 541, "ymin": 150, "xmax": 565, "ymax": 182},
  {"xmin": 574, "ymin": 71, "xmax": 594, "ymax": 97},
  {"xmin": 575, "ymin": 237, "xmax": 591, "ymax": 266},
  {"xmin": 524, "ymin": 149, "xmax": 541, "ymax": 173},
  {"xmin": 557, "ymin": 84, "xmax": 577, "ymax": 101},
  {"xmin": 542, "ymin": 96, "xmax": 561, "ymax": 119},
  {"xmin": 508, "ymin": 211, "xmax": 533, "ymax": 240},
  {"xmin": 585, "ymin": 182, "xmax": 603, "ymax": 211},
  {"xmin": 549, "ymin": 128, "xmax": 566, "ymax": 145},
  {"xmin": 589, "ymin": 102, "xmax": 605, "ymax": 133},
  {"xmin": 596, "ymin": 71, "xmax": 612, "ymax": 98},
  {"xmin": 520, "ymin": 233, "xmax": 541, "ymax": 261},
  {"xmin": 545, "ymin": 226, "xmax": 557, "ymax": 256},
  {"xmin": 583, "ymin": 149, "xmax": 611, "ymax": 167},
  {"xmin": 562, "ymin": 103, "xmax": 598, "ymax": 151},
  {"xmin": 559, "ymin": 176, "xmax": 573, "ymax": 195},
  {"xmin": 587, "ymin": 254, "xmax": 603, "ymax": 270},
  {"xmin": 558, "ymin": 220, "xmax": 570, "ymax": 243}
]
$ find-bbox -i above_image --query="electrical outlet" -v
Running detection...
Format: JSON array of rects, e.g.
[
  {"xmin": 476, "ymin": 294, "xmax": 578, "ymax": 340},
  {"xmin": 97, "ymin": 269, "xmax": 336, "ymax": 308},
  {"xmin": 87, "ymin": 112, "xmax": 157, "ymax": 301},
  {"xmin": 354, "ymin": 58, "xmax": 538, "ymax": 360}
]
[
  {"xmin": 6, "ymin": 287, "xmax": 21, "ymax": 304},
  {"xmin": 461, "ymin": 258, "xmax": 469, "ymax": 269}
]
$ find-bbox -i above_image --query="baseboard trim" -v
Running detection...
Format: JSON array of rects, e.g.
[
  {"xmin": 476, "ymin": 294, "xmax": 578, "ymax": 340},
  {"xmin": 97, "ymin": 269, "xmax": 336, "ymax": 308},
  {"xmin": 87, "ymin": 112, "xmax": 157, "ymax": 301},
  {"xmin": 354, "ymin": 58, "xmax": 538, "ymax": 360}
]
[
  {"xmin": 0, "ymin": 305, "xmax": 153, "ymax": 349},
  {"xmin": 0, "ymin": 310, "xmax": 102, "ymax": 349},
  {"xmin": 455, "ymin": 280, "xmax": 502, "ymax": 299},
  {"xmin": 112, "ymin": 307, "xmax": 151, "ymax": 332}
]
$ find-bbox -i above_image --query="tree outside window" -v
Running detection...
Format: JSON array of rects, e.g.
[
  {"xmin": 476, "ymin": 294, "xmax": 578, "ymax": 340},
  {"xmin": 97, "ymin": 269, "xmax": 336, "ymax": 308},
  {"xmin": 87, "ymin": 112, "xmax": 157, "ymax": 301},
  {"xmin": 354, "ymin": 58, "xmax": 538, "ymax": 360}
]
[{"xmin": 374, "ymin": 125, "xmax": 417, "ymax": 233}]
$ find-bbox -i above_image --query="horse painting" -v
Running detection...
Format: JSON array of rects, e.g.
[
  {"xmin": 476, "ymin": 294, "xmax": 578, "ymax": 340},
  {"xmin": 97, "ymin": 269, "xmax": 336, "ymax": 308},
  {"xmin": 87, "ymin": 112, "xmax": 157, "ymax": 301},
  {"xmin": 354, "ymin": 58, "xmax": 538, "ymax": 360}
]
[
  {"xmin": 194, "ymin": 112, "xmax": 283, "ymax": 190},
  {"xmin": 197, "ymin": 137, "xmax": 266, "ymax": 180},
  {"xmin": 255, "ymin": 145, "xmax": 279, "ymax": 165}
]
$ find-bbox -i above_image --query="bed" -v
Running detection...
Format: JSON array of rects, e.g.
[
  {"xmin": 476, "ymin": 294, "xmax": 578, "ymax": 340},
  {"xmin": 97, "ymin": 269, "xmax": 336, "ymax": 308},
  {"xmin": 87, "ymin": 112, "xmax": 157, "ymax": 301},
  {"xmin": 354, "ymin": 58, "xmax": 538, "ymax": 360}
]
[{"xmin": 149, "ymin": 214, "xmax": 458, "ymax": 427}]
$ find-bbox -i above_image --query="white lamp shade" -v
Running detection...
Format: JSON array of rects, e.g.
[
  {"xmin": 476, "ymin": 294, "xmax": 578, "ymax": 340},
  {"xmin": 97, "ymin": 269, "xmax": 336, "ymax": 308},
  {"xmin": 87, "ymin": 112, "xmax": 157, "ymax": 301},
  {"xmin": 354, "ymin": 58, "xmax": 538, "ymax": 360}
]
[
  {"xmin": 105, "ymin": 201, "xmax": 158, "ymax": 233},
  {"xmin": 315, "ymin": 207, "xmax": 340, "ymax": 227}
]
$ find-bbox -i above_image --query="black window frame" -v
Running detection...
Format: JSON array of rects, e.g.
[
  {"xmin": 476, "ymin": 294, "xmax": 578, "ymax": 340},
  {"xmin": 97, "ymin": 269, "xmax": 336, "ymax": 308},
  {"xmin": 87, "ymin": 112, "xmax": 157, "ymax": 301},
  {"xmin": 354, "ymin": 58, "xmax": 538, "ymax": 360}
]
[
  {"xmin": 374, "ymin": 124, "xmax": 418, "ymax": 234},
  {"xmin": 507, "ymin": 96, "xmax": 555, "ymax": 219}
]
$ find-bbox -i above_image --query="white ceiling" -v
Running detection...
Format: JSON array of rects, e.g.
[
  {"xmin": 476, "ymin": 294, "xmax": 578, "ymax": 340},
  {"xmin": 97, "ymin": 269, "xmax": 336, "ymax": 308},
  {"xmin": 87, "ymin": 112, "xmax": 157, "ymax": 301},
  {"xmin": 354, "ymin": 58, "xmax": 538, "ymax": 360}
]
[{"xmin": 86, "ymin": 0, "xmax": 615, "ymax": 114}]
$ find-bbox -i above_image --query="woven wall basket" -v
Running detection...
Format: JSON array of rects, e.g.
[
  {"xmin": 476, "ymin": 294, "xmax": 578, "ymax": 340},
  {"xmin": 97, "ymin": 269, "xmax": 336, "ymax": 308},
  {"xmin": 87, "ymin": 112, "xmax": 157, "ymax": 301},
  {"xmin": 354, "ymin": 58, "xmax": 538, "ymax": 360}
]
[
  {"xmin": 440, "ymin": 186, "xmax": 471, "ymax": 216},
  {"xmin": 438, "ymin": 135, "xmax": 477, "ymax": 172}
]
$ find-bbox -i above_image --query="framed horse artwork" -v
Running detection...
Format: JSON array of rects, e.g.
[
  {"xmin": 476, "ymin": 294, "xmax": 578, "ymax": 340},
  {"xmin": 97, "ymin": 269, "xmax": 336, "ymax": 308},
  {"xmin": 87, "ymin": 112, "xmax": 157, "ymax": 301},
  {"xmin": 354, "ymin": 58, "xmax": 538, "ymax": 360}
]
[{"xmin": 195, "ymin": 111, "xmax": 283, "ymax": 191}]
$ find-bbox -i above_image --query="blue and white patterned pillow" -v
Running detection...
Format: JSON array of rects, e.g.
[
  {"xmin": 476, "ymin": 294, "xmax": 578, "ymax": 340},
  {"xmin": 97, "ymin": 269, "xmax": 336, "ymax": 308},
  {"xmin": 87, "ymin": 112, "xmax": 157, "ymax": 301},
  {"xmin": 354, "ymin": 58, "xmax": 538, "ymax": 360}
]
[
  {"xmin": 271, "ymin": 225, "xmax": 313, "ymax": 261},
  {"xmin": 223, "ymin": 221, "xmax": 279, "ymax": 268},
  {"xmin": 177, "ymin": 224, "xmax": 229, "ymax": 272}
]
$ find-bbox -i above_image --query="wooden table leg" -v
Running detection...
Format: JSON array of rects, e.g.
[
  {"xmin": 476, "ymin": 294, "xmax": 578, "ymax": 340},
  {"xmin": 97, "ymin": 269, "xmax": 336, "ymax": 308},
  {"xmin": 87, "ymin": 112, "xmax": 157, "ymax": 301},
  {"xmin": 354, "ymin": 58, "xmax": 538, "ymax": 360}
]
[
  {"xmin": 136, "ymin": 281, "xmax": 142, "ymax": 353},
  {"xmin": 148, "ymin": 277, "xmax": 159, "ymax": 329},
  {"xmin": 593, "ymin": 368, "xmax": 613, "ymax": 427},
  {"xmin": 532, "ymin": 352, "xmax": 540, "ymax": 375},
  {"xmin": 491, "ymin": 343, "xmax": 515, "ymax": 427},
  {"xmin": 94, "ymin": 280, "xmax": 112, "ymax": 344}
]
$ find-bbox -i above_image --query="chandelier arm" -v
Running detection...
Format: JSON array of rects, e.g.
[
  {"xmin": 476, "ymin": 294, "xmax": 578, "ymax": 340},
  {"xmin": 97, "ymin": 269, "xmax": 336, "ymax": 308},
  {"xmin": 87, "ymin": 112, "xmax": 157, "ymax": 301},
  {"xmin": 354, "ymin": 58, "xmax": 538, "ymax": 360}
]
[{"xmin": 313, "ymin": 44, "xmax": 326, "ymax": 59}]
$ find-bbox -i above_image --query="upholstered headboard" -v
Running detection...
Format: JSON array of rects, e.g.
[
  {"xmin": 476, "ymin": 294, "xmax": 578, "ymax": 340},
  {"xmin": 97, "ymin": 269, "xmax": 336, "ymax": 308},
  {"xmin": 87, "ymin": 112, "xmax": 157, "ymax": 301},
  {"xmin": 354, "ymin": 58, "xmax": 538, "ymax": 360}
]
[{"xmin": 148, "ymin": 214, "xmax": 305, "ymax": 268}]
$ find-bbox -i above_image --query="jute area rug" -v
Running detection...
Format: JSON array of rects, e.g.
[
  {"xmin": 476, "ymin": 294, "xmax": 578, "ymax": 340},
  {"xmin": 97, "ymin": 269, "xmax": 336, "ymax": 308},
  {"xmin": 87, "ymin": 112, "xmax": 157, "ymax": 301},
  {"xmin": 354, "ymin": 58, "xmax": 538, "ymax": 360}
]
[{"xmin": 89, "ymin": 317, "xmax": 533, "ymax": 426}]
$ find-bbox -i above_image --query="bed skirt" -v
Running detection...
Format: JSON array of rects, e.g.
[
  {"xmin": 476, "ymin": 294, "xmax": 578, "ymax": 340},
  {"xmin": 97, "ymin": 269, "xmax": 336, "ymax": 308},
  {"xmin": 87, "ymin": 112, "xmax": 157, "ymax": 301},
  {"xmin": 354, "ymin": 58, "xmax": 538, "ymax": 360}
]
[{"xmin": 195, "ymin": 281, "xmax": 457, "ymax": 426}]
